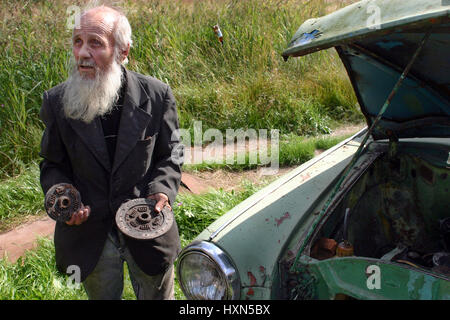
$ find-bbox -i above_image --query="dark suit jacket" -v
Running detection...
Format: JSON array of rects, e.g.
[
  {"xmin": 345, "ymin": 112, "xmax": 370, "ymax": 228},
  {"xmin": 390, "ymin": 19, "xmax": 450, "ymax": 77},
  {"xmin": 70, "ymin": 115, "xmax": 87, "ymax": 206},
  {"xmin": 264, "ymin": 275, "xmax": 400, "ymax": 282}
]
[{"xmin": 39, "ymin": 68, "xmax": 182, "ymax": 281}]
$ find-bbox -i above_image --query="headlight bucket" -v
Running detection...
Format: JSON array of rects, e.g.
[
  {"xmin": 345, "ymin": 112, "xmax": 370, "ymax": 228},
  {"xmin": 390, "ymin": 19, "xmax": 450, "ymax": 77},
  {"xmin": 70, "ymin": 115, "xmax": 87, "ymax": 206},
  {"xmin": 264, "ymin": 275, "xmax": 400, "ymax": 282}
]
[{"xmin": 177, "ymin": 241, "xmax": 240, "ymax": 300}]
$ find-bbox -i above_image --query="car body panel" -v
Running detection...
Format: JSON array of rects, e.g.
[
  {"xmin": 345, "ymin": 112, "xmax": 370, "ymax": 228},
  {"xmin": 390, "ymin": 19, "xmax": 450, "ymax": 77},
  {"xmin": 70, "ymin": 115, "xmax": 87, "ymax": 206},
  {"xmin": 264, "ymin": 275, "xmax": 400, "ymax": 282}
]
[
  {"xmin": 283, "ymin": 0, "xmax": 450, "ymax": 140},
  {"xmin": 193, "ymin": 129, "xmax": 368, "ymax": 298},
  {"xmin": 199, "ymin": 129, "xmax": 367, "ymax": 241},
  {"xmin": 293, "ymin": 255, "xmax": 450, "ymax": 300},
  {"xmin": 336, "ymin": 44, "xmax": 450, "ymax": 140},
  {"xmin": 399, "ymin": 138, "xmax": 450, "ymax": 167},
  {"xmin": 282, "ymin": 0, "xmax": 449, "ymax": 59}
]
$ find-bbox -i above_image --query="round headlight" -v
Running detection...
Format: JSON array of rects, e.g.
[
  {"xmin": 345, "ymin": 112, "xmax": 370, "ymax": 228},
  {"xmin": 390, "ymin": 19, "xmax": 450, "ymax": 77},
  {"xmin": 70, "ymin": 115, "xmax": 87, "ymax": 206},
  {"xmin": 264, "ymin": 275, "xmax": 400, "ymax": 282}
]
[{"xmin": 177, "ymin": 241, "xmax": 240, "ymax": 300}]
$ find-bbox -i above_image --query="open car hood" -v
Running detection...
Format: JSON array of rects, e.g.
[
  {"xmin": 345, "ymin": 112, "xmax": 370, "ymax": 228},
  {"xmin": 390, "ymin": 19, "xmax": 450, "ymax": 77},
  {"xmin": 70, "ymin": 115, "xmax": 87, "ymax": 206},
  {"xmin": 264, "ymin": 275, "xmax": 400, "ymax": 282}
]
[{"xmin": 282, "ymin": 0, "xmax": 450, "ymax": 140}]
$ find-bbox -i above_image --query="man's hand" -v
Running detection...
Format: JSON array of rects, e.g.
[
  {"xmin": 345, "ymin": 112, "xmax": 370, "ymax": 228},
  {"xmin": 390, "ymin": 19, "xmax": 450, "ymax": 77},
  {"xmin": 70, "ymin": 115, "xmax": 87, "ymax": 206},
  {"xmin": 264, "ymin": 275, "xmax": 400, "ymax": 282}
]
[
  {"xmin": 66, "ymin": 205, "xmax": 91, "ymax": 226},
  {"xmin": 147, "ymin": 193, "xmax": 171, "ymax": 212}
]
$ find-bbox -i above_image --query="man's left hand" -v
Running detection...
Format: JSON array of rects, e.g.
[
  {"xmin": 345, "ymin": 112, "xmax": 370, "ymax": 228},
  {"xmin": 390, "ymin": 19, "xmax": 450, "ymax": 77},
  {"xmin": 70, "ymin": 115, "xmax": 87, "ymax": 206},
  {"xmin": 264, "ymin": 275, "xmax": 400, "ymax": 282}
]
[{"xmin": 147, "ymin": 193, "xmax": 171, "ymax": 212}]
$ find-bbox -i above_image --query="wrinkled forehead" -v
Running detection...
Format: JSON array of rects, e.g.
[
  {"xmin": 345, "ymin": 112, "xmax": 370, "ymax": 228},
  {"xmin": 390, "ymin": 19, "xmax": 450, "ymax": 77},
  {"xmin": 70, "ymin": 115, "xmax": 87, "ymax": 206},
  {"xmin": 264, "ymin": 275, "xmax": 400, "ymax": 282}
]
[{"xmin": 73, "ymin": 10, "xmax": 117, "ymax": 39}]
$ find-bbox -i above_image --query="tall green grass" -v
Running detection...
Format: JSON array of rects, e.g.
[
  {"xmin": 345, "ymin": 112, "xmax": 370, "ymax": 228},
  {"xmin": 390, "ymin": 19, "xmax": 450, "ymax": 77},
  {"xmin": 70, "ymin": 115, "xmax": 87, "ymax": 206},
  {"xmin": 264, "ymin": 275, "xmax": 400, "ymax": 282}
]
[
  {"xmin": 0, "ymin": 162, "xmax": 44, "ymax": 232},
  {"xmin": 278, "ymin": 133, "xmax": 352, "ymax": 166},
  {"xmin": 0, "ymin": 238, "xmax": 88, "ymax": 300},
  {"xmin": 0, "ymin": 0, "xmax": 361, "ymax": 179},
  {"xmin": 0, "ymin": 237, "xmax": 151, "ymax": 300},
  {"xmin": 183, "ymin": 132, "xmax": 352, "ymax": 172}
]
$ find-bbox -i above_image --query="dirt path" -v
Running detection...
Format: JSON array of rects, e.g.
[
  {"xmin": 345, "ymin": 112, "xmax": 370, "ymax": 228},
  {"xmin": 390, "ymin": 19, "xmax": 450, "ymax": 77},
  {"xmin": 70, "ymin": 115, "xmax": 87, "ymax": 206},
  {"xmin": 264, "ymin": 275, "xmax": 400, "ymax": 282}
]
[{"xmin": 0, "ymin": 216, "xmax": 55, "ymax": 263}]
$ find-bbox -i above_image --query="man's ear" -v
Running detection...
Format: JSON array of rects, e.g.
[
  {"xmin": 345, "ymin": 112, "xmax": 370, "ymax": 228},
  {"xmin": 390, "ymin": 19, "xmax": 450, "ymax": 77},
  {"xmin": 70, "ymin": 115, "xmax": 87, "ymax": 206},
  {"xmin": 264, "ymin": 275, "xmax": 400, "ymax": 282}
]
[{"xmin": 120, "ymin": 43, "xmax": 131, "ymax": 63}]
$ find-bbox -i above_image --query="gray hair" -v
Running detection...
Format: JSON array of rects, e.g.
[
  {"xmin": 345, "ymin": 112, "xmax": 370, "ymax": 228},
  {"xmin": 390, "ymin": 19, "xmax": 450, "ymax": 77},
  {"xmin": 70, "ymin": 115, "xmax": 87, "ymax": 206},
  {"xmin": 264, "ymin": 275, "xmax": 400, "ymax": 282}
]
[{"xmin": 113, "ymin": 11, "xmax": 132, "ymax": 65}]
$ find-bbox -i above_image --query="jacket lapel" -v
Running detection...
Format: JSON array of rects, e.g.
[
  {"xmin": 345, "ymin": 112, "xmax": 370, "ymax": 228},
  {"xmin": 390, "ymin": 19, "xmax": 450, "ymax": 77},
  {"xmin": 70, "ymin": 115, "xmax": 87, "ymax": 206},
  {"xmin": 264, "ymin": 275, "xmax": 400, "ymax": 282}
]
[
  {"xmin": 68, "ymin": 116, "xmax": 112, "ymax": 172},
  {"xmin": 112, "ymin": 69, "xmax": 152, "ymax": 173}
]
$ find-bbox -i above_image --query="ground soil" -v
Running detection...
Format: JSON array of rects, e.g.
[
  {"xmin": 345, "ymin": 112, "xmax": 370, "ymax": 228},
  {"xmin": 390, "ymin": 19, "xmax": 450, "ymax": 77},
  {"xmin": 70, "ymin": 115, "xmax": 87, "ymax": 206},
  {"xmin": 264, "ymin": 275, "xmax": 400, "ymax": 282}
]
[{"xmin": 0, "ymin": 122, "xmax": 365, "ymax": 263}]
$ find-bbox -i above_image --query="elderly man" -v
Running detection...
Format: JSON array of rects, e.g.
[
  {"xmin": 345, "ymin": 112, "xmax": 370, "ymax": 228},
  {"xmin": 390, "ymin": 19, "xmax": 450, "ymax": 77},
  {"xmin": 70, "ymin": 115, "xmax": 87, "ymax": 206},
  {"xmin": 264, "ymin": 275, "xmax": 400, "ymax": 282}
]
[{"xmin": 39, "ymin": 5, "xmax": 182, "ymax": 300}]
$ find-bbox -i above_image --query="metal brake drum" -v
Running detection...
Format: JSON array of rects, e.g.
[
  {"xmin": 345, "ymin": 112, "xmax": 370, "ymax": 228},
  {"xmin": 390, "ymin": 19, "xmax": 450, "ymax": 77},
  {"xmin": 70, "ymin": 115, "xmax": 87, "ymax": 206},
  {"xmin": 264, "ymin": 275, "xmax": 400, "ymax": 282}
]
[
  {"xmin": 45, "ymin": 183, "xmax": 82, "ymax": 222},
  {"xmin": 115, "ymin": 198, "xmax": 174, "ymax": 240}
]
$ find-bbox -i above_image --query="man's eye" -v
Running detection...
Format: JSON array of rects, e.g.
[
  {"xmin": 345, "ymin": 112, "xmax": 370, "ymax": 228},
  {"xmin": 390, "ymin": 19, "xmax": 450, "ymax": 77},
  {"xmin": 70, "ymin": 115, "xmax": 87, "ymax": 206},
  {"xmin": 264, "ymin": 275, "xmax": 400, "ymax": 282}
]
[
  {"xmin": 74, "ymin": 39, "xmax": 82, "ymax": 45},
  {"xmin": 91, "ymin": 39, "xmax": 103, "ymax": 46}
]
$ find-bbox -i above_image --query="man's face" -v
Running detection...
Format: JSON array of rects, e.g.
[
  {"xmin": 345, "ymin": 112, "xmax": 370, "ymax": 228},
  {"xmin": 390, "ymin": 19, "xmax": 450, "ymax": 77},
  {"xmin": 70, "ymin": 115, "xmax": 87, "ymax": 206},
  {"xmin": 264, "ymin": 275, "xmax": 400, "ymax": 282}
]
[
  {"xmin": 72, "ymin": 12, "xmax": 116, "ymax": 79},
  {"xmin": 63, "ymin": 8, "xmax": 125, "ymax": 124}
]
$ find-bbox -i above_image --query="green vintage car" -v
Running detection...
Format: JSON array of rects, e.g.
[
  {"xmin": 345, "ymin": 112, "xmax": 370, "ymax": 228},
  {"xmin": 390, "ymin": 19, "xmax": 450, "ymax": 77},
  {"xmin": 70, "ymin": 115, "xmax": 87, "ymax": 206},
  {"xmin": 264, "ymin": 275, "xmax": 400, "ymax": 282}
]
[{"xmin": 176, "ymin": 0, "xmax": 450, "ymax": 300}]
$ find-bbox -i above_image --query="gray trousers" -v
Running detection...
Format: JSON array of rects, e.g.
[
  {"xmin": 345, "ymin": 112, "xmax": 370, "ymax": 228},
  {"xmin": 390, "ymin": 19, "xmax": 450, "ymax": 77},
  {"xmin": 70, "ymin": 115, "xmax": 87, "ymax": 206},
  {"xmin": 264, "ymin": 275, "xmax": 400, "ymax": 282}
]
[{"xmin": 83, "ymin": 227, "xmax": 175, "ymax": 300}]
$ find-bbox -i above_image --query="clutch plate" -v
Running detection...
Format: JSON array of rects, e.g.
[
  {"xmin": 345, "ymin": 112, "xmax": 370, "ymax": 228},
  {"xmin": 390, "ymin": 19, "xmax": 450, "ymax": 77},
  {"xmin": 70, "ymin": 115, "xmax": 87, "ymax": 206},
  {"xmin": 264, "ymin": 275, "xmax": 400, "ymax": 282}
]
[
  {"xmin": 45, "ymin": 183, "xmax": 82, "ymax": 222},
  {"xmin": 115, "ymin": 198, "xmax": 174, "ymax": 240}
]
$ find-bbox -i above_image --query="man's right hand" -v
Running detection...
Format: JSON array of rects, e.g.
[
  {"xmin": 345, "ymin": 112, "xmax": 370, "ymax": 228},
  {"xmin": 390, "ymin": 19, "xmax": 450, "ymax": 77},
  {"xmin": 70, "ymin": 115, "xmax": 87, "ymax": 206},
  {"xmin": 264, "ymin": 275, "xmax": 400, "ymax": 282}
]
[{"xmin": 66, "ymin": 205, "xmax": 91, "ymax": 226}]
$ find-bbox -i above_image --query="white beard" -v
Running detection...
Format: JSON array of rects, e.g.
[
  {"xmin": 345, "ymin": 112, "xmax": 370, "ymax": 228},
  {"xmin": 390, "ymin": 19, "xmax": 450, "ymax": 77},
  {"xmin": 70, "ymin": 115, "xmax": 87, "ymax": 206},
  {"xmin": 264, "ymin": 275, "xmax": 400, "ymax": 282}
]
[{"xmin": 62, "ymin": 57, "xmax": 123, "ymax": 123}]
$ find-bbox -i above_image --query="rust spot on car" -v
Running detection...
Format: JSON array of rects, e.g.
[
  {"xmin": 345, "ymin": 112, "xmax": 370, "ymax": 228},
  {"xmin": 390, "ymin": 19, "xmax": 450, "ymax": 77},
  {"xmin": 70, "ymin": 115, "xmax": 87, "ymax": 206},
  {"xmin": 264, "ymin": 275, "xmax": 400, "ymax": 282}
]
[
  {"xmin": 301, "ymin": 173, "xmax": 311, "ymax": 182},
  {"xmin": 311, "ymin": 238, "xmax": 338, "ymax": 260},
  {"xmin": 246, "ymin": 288, "xmax": 255, "ymax": 296},
  {"xmin": 248, "ymin": 272, "xmax": 257, "ymax": 286},
  {"xmin": 258, "ymin": 266, "xmax": 268, "ymax": 286},
  {"xmin": 275, "ymin": 212, "xmax": 291, "ymax": 226}
]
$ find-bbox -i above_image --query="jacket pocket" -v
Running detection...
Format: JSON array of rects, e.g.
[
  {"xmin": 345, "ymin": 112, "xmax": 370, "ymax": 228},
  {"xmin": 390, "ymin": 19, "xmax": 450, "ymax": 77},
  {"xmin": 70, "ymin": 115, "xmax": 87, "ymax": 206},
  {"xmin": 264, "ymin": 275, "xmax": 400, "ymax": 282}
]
[{"xmin": 136, "ymin": 132, "xmax": 157, "ymax": 146}]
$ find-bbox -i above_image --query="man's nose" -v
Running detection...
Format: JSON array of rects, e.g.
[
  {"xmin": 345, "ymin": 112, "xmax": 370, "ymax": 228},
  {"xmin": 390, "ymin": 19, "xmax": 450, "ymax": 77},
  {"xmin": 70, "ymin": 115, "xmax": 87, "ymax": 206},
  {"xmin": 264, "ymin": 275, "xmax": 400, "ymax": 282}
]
[{"xmin": 78, "ymin": 43, "xmax": 91, "ymax": 59}]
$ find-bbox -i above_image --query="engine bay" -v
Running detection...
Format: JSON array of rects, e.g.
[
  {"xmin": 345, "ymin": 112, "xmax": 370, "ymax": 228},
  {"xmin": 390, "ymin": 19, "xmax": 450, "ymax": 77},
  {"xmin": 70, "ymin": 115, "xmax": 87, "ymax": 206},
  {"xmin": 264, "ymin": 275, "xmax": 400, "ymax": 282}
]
[{"xmin": 310, "ymin": 143, "xmax": 450, "ymax": 278}]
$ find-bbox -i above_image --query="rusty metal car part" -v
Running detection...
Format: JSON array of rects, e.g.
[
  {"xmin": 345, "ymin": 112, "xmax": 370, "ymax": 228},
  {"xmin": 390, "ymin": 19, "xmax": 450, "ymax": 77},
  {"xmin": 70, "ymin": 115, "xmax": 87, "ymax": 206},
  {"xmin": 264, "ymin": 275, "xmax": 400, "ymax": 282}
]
[
  {"xmin": 115, "ymin": 198, "xmax": 174, "ymax": 240},
  {"xmin": 310, "ymin": 238, "xmax": 337, "ymax": 260},
  {"xmin": 336, "ymin": 241, "xmax": 354, "ymax": 257},
  {"xmin": 432, "ymin": 252, "xmax": 450, "ymax": 268},
  {"xmin": 45, "ymin": 183, "xmax": 82, "ymax": 222},
  {"xmin": 431, "ymin": 252, "xmax": 450, "ymax": 276}
]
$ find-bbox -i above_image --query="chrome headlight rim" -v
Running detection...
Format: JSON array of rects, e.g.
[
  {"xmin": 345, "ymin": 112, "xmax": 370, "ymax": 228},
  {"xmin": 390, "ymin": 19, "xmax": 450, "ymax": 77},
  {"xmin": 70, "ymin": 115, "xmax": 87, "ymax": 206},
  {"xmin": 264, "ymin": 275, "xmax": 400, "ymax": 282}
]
[{"xmin": 177, "ymin": 241, "xmax": 241, "ymax": 300}]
